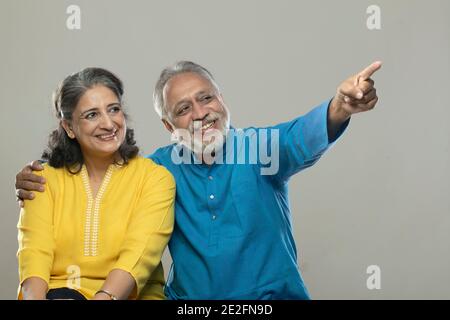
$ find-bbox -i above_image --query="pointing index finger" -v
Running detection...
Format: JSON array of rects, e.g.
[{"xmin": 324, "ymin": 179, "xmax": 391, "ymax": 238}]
[{"xmin": 358, "ymin": 61, "xmax": 382, "ymax": 81}]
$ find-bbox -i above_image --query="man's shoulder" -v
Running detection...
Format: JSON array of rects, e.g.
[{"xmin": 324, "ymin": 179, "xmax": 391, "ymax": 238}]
[
  {"xmin": 227, "ymin": 125, "xmax": 262, "ymax": 138},
  {"xmin": 146, "ymin": 144, "xmax": 177, "ymax": 165}
]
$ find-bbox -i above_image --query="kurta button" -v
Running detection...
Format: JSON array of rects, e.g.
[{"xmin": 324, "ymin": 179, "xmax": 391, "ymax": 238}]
[
  {"xmin": 212, "ymin": 215, "xmax": 216, "ymax": 220},
  {"xmin": 208, "ymin": 176, "xmax": 213, "ymax": 180},
  {"xmin": 209, "ymin": 194, "xmax": 215, "ymax": 200}
]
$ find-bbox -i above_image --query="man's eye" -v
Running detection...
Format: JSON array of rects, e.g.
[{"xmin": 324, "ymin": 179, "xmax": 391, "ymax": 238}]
[
  {"xmin": 201, "ymin": 95, "xmax": 212, "ymax": 102},
  {"xmin": 177, "ymin": 105, "xmax": 190, "ymax": 115}
]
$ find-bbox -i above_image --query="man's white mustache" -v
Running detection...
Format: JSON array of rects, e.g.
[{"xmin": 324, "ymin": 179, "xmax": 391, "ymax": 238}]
[{"xmin": 188, "ymin": 112, "xmax": 222, "ymax": 134}]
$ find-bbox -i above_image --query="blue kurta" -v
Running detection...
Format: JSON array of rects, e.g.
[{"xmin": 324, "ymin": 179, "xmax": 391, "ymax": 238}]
[{"xmin": 148, "ymin": 100, "xmax": 348, "ymax": 299}]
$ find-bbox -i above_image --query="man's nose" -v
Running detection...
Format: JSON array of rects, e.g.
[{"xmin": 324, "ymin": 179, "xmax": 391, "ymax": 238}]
[{"xmin": 191, "ymin": 101, "xmax": 208, "ymax": 121}]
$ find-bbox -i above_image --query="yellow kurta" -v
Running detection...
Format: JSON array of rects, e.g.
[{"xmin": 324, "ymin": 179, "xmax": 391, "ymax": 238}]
[{"xmin": 17, "ymin": 156, "xmax": 175, "ymax": 299}]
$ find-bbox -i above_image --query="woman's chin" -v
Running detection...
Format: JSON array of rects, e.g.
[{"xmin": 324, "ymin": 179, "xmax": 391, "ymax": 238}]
[{"xmin": 85, "ymin": 146, "xmax": 121, "ymax": 160}]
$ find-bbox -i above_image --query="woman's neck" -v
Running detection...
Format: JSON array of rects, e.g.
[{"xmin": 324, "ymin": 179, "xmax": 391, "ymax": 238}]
[{"xmin": 83, "ymin": 155, "xmax": 115, "ymax": 181}]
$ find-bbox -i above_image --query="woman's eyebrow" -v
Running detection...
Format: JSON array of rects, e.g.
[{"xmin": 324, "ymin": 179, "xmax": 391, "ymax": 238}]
[{"xmin": 80, "ymin": 107, "xmax": 99, "ymax": 116}]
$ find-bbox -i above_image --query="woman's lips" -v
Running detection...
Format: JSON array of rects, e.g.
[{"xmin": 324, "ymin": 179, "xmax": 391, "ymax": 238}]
[{"xmin": 96, "ymin": 131, "xmax": 117, "ymax": 141}]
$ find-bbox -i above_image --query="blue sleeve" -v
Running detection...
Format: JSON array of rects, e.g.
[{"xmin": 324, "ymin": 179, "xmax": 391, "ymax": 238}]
[
  {"xmin": 265, "ymin": 99, "xmax": 349, "ymax": 183},
  {"xmin": 146, "ymin": 151, "xmax": 162, "ymax": 165}
]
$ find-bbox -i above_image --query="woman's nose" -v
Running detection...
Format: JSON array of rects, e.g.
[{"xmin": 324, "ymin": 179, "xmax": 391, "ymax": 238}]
[{"xmin": 99, "ymin": 112, "xmax": 114, "ymax": 129}]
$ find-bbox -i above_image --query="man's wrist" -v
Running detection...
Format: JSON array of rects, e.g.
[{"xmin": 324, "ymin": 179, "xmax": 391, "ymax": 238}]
[{"xmin": 329, "ymin": 97, "xmax": 351, "ymax": 124}]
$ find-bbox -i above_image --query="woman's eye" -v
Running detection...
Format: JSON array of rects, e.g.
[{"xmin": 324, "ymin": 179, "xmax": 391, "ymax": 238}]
[
  {"xmin": 85, "ymin": 112, "xmax": 97, "ymax": 120},
  {"xmin": 109, "ymin": 106, "xmax": 121, "ymax": 113}
]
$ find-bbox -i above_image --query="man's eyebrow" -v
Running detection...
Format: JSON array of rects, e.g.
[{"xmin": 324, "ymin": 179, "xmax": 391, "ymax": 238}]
[
  {"xmin": 174, "ymin": 99, "xmax": 190, "ymax": 110},
  {"xmin": 172, "ymin": 89, "xmax": 214, "ymax": 110},
  {"xmin": 196, "ymin": 90, "xmax": 215, "ymax": 97}
]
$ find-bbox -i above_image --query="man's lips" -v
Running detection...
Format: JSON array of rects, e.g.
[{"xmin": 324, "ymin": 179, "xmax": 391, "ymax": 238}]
[
  {"xmin": 201, "ymin": 120, "xmax": 216, "ymax": 131},
  {"xmin": 189, "ymin": 119, "xmax": 222, "ymax": 138}
]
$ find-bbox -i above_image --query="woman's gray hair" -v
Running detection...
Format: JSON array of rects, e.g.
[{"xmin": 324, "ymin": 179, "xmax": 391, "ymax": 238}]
[
  {"xmin": 54, "ymin": 67, "xmax": 124, "ymax": 120},
  {"xmin": 153, "ymin": 61, "xmax": 221, "ymax": 120}
]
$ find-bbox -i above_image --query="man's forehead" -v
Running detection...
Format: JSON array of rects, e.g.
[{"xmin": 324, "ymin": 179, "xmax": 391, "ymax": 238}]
[{"xmin": 165, "ymin": 72, "xmax": 214, "ymax": 99}]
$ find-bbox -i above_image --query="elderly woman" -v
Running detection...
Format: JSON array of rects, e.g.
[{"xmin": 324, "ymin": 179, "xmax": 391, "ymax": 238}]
[{"xmin": 17, "ymin": 68, "xmax": 175, "ymax": 300}]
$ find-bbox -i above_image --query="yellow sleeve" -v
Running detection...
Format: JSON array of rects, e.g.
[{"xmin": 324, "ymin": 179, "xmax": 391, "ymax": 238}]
[
  {"xmin": 113, "ymin": 163, "xmax": 175, "ymax": 296},
  {"xmin": 17, "ymin": 166, "xmax": 55, "ymax": 287}
]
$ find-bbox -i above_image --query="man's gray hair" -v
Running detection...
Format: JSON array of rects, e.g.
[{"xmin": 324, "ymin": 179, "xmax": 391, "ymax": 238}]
[{"xmin": 153, "ymin": 61, "xmax": 221, "ymax": 120}]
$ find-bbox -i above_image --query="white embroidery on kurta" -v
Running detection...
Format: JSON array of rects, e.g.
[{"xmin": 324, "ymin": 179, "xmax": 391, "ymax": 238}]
[{"xmin": 81, "ymin": 165, "xmax": 114, "ymax": 257}]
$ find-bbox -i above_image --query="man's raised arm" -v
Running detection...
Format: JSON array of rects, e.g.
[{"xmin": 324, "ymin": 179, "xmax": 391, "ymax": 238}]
[{"xmin": 328, "ymin": 61, "xmax": 382, "ymax": 140}]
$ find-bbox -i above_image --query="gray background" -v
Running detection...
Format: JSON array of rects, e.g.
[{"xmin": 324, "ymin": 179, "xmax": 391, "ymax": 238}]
[{"xmin": 1, "ymin": 0, "xmax": 449, "ymax": 299}]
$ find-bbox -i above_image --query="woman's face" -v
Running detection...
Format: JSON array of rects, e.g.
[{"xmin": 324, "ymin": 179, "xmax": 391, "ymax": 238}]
[{"xmin": 63, "ymin": 85, "xmax": 126, "ymax": 161}]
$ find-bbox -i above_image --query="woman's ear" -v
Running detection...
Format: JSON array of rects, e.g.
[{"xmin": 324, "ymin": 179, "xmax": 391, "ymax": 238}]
[{"xmin": 61, "ymin": 120, "xmax": 75, "ymax": 139}]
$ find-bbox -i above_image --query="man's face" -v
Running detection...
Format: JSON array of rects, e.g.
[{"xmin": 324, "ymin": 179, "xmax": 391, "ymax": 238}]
[{"xmin": 163, "ymin": 72, "xmax": 230, "ymax": 152}]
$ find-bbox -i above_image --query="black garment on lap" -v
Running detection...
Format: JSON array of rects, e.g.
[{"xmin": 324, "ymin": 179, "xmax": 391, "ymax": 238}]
[{"xmin": 46, "ymin": 288, "xmax": 87, "ymax": 300}]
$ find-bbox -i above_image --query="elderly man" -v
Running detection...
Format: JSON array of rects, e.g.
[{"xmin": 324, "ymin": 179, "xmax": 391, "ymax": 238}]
[{"xmin": 16, "ymin": 60, "xmax": 381, "ymax": 299}]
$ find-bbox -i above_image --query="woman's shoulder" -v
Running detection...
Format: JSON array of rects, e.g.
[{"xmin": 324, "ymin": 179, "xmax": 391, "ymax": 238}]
[
  {"xmin": 37, "ymin": 162, "xmax": 66, "ymax": 179},
  {"xmin": 128, "ymin": 156, "xmax": 175, "ymax": 183},
  {"xmin": 30, "ymin": 163, "xmax": 71, "ymax": 196},
  {"xmin": 41, "ymin": 163, "xmax": 83, "ymax": 177}
]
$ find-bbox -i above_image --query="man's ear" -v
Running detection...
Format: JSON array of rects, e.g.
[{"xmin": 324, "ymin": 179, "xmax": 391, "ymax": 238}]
[
  {"xmin": 162, "ymin": 119, "xmax": 174, "ymax": 133},
  {"xmin": 218, "ymin": 93, "xmax": 226, "ymax": 104},
  {"xmin": 61, "ymin": 120, "xmax": 75, "ymax": 139}
]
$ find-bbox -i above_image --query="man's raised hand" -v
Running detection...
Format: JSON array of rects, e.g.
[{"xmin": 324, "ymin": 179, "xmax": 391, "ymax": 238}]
[{"xmin": 331, "ymin": 61, "xmax": 382, "ymax": 122}]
